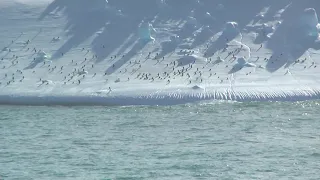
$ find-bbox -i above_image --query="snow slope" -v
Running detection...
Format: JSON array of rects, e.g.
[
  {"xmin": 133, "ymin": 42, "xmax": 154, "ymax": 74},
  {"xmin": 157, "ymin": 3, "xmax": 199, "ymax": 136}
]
[{"xmin": 1, "ymin": 0, "xmax": 320, "ymax": 105}]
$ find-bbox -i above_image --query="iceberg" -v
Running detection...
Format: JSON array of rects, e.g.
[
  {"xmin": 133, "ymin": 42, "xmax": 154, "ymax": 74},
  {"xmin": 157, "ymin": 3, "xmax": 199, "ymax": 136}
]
[
  {"xmin": 138, "ymin": 20, "xmax": 155, "ymax": 41},
  {"xmin": 298, "ymin": 8, "xmax": 320, "ymax": 39}
]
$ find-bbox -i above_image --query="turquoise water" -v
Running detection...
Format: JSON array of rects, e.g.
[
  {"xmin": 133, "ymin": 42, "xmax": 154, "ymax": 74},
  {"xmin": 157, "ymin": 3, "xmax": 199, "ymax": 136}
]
[{"xmin": 1, "ymin": 101, "xmax": 320, "ymax": 179}]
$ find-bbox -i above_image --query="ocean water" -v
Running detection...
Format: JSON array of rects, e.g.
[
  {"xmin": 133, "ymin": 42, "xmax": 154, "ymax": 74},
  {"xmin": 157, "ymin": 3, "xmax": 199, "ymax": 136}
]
[{"xmin": 0, "ymin": 101, "xmax": 320, "ymax": 180}]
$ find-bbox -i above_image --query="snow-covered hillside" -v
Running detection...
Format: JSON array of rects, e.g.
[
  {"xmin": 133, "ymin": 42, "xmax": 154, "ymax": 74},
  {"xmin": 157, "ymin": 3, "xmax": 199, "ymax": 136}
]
[{"xmin": 1, "ymin": 0, "xmax": 320, "ymax": 105}]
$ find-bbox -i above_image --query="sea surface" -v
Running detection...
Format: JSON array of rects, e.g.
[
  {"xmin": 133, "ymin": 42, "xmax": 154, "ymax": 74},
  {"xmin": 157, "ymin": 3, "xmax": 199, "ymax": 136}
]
[{"xmin": 0, "ymin": 101, "xmax": 320, "ymax": 180}]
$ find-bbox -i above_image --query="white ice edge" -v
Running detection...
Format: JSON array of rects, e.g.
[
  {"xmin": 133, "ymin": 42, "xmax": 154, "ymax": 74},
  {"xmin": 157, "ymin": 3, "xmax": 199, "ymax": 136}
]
[{"xmin": 1, "ymin": 87, "xmax": 320, "ymax": 106}]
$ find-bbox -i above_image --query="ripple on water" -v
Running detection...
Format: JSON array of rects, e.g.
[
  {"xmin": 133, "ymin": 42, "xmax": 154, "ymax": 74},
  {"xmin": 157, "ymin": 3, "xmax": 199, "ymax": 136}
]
[{"xmin": 0, "ymin": 101, "xmax": 319, "ymax": 179}]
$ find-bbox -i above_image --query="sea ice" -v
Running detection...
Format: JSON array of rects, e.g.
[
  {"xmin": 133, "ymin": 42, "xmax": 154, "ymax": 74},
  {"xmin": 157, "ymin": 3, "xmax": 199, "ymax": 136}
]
[{"xmin": 0, "ymin": 0, "xmax": 320, "ymax": 105}]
